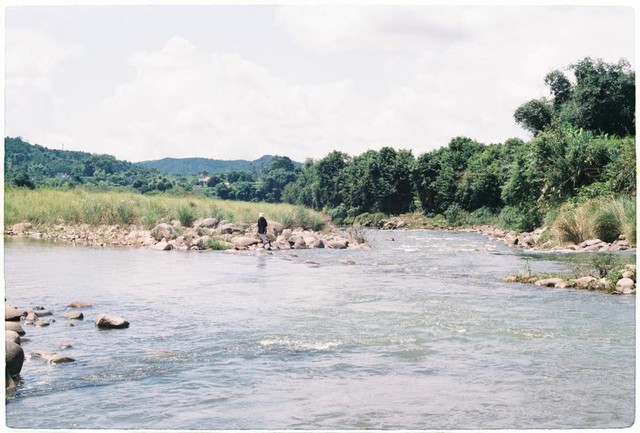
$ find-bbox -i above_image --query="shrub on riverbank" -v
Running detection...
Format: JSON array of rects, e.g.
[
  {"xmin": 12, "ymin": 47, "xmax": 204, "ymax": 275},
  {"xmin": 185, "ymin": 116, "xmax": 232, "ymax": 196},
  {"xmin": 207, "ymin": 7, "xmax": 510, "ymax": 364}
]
[
  {"xmin": 549, "ymin": 196, "xmax": 636, "ymax": 245},
  {"xmin": 4, "ymin": 187, "xmax": 326, "ymax": 231}
]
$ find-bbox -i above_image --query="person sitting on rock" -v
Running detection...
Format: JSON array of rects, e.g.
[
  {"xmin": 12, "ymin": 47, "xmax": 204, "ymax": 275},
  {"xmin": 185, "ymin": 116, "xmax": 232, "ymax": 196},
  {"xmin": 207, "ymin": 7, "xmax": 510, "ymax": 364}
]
[{"xmin": 257, "ymin": 213, "xmax": 271, "ymax": 249}]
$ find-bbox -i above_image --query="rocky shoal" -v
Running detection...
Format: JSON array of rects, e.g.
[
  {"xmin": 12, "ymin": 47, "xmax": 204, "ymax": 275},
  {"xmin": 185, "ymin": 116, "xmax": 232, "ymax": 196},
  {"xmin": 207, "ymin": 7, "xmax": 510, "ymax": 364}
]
[
  {"xmin": 5, "ymin": 302, "xmax": 130, "ymax": 397},
  {"xmin": 6, "ymin": 219, "xmax": 370, "ymax": 252}
]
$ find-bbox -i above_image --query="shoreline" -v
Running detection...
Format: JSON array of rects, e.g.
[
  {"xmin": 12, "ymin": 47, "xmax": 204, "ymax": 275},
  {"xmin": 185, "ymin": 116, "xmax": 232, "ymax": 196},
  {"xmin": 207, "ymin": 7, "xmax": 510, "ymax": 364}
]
[{"xmin": 4, "ymin": 219, "xmax": 370, "ymax": 252}]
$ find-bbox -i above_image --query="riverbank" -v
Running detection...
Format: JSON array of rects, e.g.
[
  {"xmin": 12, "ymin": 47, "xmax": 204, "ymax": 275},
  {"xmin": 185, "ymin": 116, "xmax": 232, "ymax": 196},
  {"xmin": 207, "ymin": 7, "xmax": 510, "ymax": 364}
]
[
  {"xmin": 374, "ymin": 215, "xmax": 636, "ymax": 253},
  {"xmin": 5, "ymin": 219, "xmax": 369, "ymax": 251}
]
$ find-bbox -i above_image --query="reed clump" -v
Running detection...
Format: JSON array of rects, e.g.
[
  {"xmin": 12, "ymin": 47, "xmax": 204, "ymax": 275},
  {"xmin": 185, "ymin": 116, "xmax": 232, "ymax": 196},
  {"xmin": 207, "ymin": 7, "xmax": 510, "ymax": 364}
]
[
  {"xmin": 550, "ymin": 196, "xmax": 636, "ymax": 245},
  {"xmin": 4, "ymin": 187, "xmax": 327, "ymax": 231}
]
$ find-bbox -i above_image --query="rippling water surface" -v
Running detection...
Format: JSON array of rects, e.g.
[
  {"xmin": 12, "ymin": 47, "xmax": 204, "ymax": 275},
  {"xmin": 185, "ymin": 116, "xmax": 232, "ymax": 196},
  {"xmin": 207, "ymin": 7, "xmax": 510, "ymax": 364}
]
[{"xmin": 4, "ymin": 230, "xmax": 635, "ymax": 429}]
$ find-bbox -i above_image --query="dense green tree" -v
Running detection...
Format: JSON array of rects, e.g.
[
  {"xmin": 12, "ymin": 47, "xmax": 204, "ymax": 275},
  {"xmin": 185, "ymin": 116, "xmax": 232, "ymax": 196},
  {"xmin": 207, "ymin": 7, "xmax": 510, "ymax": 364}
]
[{"xmin": 514, "ymin": 99, "xmax": 553, "ymax": 136}]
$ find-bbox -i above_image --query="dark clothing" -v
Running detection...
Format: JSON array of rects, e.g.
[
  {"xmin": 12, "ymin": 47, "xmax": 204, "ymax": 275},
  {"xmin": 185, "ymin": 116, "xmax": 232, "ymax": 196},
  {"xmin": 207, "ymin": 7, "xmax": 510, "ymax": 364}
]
[{"xmin": 257, "ymin": 216, "xmax": 268, "ymax": 234}]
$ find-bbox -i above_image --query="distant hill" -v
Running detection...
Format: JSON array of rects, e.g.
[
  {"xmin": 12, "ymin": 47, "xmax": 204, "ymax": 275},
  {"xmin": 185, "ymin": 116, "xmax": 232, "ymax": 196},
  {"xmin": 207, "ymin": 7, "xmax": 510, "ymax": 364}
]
[
  {"xmin": 4, "ymin": 136, "xmax": 159, "ymax": 186},
  {"xmin": 137, "ymin": 155, "xmax": 298, "ymax": 176}
]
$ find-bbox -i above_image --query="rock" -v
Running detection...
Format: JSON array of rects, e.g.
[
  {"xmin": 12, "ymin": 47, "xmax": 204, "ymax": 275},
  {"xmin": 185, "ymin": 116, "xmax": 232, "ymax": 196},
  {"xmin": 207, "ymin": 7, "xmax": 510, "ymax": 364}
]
[
  {"xmin": 11, "ymin": 222, "xmax": 33, "ymax": 233},
  {"xmin": 150, "ymin": 223, "xmax": 176, "ymax": 241},
  {"xmin": 269, "ymin": 221, "xmax": 285, "ymax": 235},
  {"xmin": 5, "ymin": 330, "xmax": 21, "ymax": 345},
  {"xmin": 149, "ymin": 241, "xmax": 173, "ymax": 251},
  {"xmin": 232, "ymin": 236, "xmax": 259, "ymax": 249},
  {"xmin": 5, "ymin": 306, "xmax": 26, "ymax": 322},
  {"xmin": 6, "ymin": 371, "xmax": 17, "ymax": 397},
  {"xmin": 217, "ymin": 223, "xmax": 243, "ymax": 235},
  {"xmin": 196, "ymin": 218, "xmax": 219, "ymax": 228},
  {"xmin": 326, "ymin": 239, "xmax": 349, "ymax": 249},
  {"xmin": 5, "ymin": 322, "xmax": 25, "ymax": 336},
  {"xmin": 312, "ymin": 239, "xmax": 325, "ymax": 248},
  {"xmin": 534, "ymin": 278, "xmax": 565, "ymax": 287},
  {"xmin": 24, "ymin": 312, "xmax": 38, "ymax": 323},
  {"xmin": 64, "ymin": 311, "xmax": 84, "ymax": 320},
  {"xmin": 30, "ymin": 309, "xmax": 52, "ymax": 317},
  {"xmin": 169, "ymin": 236, "xmax": 189, "ymax": 250},
  {"xmin": 622, "ymin": 271, "xmax": 635, "ymax": 280},
  {"xmin": 281, "ymin": 229, "xmax": 293, "ymax": 241},
  {"xmin": 573, "ymin": 276, "xmax": 598, "ymax": 290},
  {"xmin": 60, "ymin": 343, "xmax": 73, "ymax": 350},
  {"xmin": 580, "ymin": 239, "xmax": 603, "ymax": 248},
  {"xmin": 615, "ymin": 278, "xmax": 635, "ymax": 295},
  {"xmin": 95, "ymin": 314, "xmax": 130, "ymax": 329},
  {"xmin": 33, "ymin": 352, "xmax": 75, "ymax": 364},
  {"xmin": 67, "ymin": 301, "xmax": 93, "ymax": 308},
  {"xmin": 6, "ymin": 341, "xmax": 24, "ymax": 376},
  {"xmin": 34, "ymin": 320, "xmax": 51, "ymax": 327},
  {"xmin": 291, "ymin": 237, "xmax": 308, "ymax": 249}
]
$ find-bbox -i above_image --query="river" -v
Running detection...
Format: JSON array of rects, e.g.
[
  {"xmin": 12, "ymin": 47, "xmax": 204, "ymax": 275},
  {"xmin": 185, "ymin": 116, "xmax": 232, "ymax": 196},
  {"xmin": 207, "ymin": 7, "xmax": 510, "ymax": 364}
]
[{"xmin": 3, "ymin": 230, "xmax": 635, "ymax": 430}]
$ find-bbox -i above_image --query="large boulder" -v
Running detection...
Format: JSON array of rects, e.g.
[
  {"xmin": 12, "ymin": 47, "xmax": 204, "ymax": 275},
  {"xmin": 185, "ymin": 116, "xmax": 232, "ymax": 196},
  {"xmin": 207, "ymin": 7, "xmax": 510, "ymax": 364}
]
[
  {"xmin": 5, "ymin": 322, "xmax": 25, "ymax": 336},
  {"xmin": 269, "ymin": 221, "xmax": 285, "ymax": 235},
  {"xmin": 6, "ymin": 340, "xmax": 24, "ymax": 376},
  {"xmin": 5, "ymin": 330, "xmax": 21, "ymax": 345},
  {"xmin": 11, "ymin": 222, "xmax": 33, "ymax": 233},
  {"xmin": 95, "ymin": 314, "xmax": 130, "ymax": 329},
  {"xmin": 5, "ymin": 306, "xmax": 26, "ymax": 322},
  {"xmin": 573, "ymin": 276, "xmax": 598, "ymax": 290},
  {"xmin": 615, "ymin": 278, "xmax": 635, "ymax": 295},
  {"xmin": 149, "ymin": 241, "xmax": 173, "ymax": 251},
  {"xmin": 196, "ymin": 218, "xmax": 219, "ymax": 228},
  {"xmin": 326, "ymin": 239, "xmax": 349, "ymax": 249},
  {"xmin": 150, "ymin": 223, "xmax": 176, "ymax": 242},
  {"xmin": 64, "ymin": 311, "xmax": 84, "ymax": 320},
  {"xmin": 534, "ymin": 278, "xmax": 566, "ymax": 288},
  {"xmin": 232, "ymin": 236, "xmax": 260, "ymax": 249}
]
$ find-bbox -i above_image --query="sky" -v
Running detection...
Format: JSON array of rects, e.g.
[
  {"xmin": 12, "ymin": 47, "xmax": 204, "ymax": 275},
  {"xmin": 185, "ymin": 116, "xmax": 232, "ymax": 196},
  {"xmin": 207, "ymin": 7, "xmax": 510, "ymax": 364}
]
[{"xmin": 2, "ymin": 1, "xmax": 636, "ymax": 163}]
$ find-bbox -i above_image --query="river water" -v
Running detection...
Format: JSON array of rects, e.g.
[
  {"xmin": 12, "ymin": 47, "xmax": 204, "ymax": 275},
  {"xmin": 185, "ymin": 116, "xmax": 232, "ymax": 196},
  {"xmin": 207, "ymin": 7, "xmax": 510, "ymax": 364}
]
[{"xmin": 3, "ymin": 230, "xmax": 636, "ymax": 430}]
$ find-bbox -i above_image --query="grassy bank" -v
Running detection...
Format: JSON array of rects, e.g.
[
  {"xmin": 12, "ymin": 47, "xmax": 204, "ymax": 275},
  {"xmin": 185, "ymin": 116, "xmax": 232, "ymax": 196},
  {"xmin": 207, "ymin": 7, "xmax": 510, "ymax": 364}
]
[{"xmin": 4, "ymin": 187, "xmax": 327, "ymax": 231}]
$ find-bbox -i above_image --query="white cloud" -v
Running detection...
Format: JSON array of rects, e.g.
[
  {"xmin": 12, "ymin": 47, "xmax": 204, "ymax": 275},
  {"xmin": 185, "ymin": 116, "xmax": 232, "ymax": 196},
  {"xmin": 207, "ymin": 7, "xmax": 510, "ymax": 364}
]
[
  {"xmin": 73, "ymin": 36, "xmax": 361, "ymax": 162},
  {"xmin": 4, "ymin": 6, "xmax": 634, "ymax": 163},
  {"xmin": 4, "ymin": 27, "xmax": 83, "ymax": 146}
]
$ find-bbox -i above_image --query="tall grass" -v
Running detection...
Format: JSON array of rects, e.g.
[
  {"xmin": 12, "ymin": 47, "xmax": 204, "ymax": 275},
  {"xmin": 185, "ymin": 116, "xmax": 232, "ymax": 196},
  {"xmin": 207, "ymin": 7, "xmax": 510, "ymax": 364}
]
[
  {"xmin": 550, "ymin": 196, "xmax": 636, "ymax": 244},
  {"xmin": 4, "ymin": 187, "xmax": 327, "ymax": 231}
]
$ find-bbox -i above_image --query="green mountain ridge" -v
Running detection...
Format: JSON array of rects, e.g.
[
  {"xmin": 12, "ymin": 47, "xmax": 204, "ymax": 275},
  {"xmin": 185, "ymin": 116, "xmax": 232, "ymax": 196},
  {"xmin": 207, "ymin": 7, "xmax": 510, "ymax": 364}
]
[{"xmin": 137, "ymin": 155, "xmax": 300, "ymax": 176}]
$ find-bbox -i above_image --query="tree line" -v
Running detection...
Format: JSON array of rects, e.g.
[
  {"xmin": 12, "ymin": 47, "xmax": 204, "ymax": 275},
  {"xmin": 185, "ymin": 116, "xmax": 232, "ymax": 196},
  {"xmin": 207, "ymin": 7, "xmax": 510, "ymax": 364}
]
[{"xmin": 4, "ymin": 57, "xmax": 635, "ymax": 231}]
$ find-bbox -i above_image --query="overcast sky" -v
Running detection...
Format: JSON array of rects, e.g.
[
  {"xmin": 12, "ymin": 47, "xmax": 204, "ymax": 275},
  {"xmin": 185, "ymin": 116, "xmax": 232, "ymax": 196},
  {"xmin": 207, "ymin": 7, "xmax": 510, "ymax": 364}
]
[{"xmin": 3, "ymin": 2, "xmax": 636, "ymax": 163}]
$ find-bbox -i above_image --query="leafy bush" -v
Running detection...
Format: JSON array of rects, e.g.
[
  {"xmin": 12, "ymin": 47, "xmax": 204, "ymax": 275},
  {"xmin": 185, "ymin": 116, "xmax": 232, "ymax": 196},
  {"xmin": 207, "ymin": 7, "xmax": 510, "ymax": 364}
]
[
  {"xmin": 444, "ymin": 203, "xmax": 469, "ymax": 227},
  {"xmin": 466, "ymin": 207, "xmax": 498, "ymax": 226},
  {"xmin": 498, "ymin": 206, "xmax": 541, "ymax": 232}
]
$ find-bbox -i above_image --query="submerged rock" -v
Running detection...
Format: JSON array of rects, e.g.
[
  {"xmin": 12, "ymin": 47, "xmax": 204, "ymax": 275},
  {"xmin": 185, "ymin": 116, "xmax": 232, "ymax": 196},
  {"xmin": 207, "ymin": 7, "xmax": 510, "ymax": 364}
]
[
  {"xmin": 33, "ymin": 352, "xmax": 75, "ymax": 364},
  {"xmin": 64, "ymin": 311, "xmax": 84, "ymax": 320},
  {"xmin": 67, "ymin": 301, "xmax": 93, "ymax": 308},
  {"xmin": 95, "ymin": 314, "xmax": 130, "ymax": 329}
]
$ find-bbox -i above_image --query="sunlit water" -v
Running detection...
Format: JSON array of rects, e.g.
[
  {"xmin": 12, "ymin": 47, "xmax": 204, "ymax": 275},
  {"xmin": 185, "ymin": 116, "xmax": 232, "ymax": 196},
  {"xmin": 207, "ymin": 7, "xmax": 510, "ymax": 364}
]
[{"xmin": 4, "ymin": 230, "xmax": 635, "ymax": 430}]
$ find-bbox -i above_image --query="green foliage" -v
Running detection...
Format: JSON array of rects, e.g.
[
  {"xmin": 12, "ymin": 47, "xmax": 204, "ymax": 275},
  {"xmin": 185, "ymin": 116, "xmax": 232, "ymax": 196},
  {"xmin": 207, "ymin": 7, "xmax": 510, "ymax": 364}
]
[
  {"xmin": 207, "ymin": 238, "xmax": 233, "ymax": 250},
  {"xmin": 565, "ymin": 253, "xmax": 623, "ymax": 279},
  {"xmin": 444, "ymin": 204, "xmax": 469, "ymax": 227},
  {"xmin": 499, "ymin": 205, "xmax": 541, "ymax": 232},
  {"xmin": 551, "ymin": 196, "xmax": 636, "ymax": 245},
  {"xmin": 177, "ymin": 205, "xmax": 197, "ymax": 228},
  {"xmin": 514, "ymin": 98, "xmax": 553, "ymax": 135}
]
